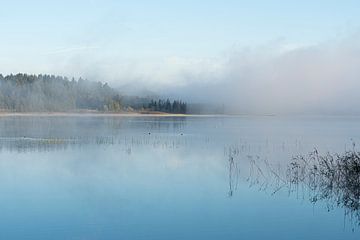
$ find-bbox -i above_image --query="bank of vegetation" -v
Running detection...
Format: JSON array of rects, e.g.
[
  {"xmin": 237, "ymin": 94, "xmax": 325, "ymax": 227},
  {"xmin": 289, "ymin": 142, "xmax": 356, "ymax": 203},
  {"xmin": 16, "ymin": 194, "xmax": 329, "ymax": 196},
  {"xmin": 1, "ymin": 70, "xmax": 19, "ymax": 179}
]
[{"xmin": 0, "ymin": 73, "xmax": 187, "ymax": 114}]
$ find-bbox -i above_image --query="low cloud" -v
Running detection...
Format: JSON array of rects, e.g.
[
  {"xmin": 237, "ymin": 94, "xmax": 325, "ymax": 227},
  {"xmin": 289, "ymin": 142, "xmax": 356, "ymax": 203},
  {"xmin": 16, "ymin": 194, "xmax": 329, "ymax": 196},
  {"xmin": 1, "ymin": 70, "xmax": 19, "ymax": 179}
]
[
  {"xmin": 7, "ymin": 32, "xmax": 360, "ymax": 114},
  {"xmin": 155, "ymin": 33, "xmax": 360, "ymax": 114}
]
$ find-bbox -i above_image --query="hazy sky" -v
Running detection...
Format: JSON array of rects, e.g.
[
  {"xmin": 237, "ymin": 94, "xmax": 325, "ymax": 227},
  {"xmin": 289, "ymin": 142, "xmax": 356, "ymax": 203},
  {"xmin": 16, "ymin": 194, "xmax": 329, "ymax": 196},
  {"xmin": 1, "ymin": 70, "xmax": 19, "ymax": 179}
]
[{"xmin": 1, "ymin": 0, "xmax": 360, "ymax": 113}]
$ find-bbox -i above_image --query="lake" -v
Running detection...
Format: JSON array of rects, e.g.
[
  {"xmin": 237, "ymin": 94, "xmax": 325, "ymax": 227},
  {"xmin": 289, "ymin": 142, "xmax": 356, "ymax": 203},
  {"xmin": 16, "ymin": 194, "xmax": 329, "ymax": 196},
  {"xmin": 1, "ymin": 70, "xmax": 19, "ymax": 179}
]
[{"xmin": 0, "ymin": 115, "xmax": 359, "ymax": 239}]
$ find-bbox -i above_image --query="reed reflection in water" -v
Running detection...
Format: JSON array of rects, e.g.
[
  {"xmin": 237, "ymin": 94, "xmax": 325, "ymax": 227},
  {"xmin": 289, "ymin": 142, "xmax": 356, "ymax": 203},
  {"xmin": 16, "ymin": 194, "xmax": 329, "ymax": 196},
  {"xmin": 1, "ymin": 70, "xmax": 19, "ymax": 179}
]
[
  {"xmin": 227, "ymin": 144, "xmax": 360, "ymax": 230},
  {"xmin": 1, "ymin": 116, "xmax": 360, "ymax": 239}
]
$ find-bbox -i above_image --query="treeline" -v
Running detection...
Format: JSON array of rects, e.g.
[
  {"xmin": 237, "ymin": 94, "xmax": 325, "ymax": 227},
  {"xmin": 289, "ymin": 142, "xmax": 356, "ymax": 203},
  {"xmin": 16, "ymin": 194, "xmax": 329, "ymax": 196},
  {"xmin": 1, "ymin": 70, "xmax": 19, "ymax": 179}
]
[
  {"xmin": 0, "ymin": 73, "xmax": 188, "ymax": 114},
  {"xmin": 147, "ymin": 99, "xmax": 187, "ymax": 114},
  {"xmin": 0, "ymin": 73, "xmax": 122, "ymax": 112}
]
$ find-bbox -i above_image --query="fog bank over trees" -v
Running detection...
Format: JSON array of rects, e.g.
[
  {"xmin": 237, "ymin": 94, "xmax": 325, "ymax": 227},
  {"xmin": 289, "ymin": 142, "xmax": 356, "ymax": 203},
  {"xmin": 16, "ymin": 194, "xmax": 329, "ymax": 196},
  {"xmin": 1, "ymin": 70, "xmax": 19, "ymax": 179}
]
[
  {"xmin": 0, "ymin": 73, "xmax": 122, "ymax": 112},
  {"xmin": 71, "ymin": 33, "xmax": 360, "ymax": 115},
  {"xmin": 0, "ymin": 73, "xmax": 188, "ymax": 113}
]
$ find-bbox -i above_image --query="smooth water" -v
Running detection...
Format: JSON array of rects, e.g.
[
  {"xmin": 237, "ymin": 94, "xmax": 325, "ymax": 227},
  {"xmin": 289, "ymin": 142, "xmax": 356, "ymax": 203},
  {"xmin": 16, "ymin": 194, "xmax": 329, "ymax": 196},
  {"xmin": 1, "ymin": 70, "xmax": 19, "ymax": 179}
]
[{"xmin": 0, "ymin": 116, "xmax": 359, "ymax": 239}]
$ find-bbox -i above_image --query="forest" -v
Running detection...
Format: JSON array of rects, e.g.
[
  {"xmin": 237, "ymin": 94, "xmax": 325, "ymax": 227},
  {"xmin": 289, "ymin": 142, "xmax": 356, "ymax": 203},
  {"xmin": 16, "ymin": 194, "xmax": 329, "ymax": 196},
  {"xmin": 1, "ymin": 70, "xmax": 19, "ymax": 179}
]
[
  {"xmin": 0, "ymin": 73, "xmax": 187, "ymax": 113},
  {"xmin": 147, "ymin": 99, "xmax": 187, "ymax": 114}
]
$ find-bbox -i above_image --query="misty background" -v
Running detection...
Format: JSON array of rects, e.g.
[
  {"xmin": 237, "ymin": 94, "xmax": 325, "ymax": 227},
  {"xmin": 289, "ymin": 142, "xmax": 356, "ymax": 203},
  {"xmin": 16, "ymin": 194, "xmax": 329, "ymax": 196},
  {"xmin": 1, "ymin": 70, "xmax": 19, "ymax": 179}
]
[{"xmin": 1, "ymin": 0, "xmax": 360, "ymax": 114}]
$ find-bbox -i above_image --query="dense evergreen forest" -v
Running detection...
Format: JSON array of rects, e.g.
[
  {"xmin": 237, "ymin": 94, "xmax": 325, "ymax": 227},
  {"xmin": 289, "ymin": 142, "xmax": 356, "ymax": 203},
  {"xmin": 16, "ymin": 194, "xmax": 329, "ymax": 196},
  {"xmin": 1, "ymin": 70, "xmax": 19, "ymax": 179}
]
[
  {"xmin": 0, "ymin": 73, "xmax": 187, "ymax": 113},
  {"xmin": 147, "ymin": 99, "xmax": 186, "ymax": 114},
  {"xmin": 0, "ymin": 73, "xmax": 122, "ymax": 112}
]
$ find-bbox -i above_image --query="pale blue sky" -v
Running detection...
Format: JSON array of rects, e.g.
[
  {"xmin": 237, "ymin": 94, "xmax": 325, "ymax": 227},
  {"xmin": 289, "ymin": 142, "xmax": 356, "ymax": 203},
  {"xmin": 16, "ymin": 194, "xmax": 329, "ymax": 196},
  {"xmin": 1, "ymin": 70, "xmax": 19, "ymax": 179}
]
[
  {"xmin": 1, "ymin": 0, "xmax": 360, "ymax": 113},
  {"xmin": 1, "ymin": 0, "xmax": 359, "ymax": 59}
]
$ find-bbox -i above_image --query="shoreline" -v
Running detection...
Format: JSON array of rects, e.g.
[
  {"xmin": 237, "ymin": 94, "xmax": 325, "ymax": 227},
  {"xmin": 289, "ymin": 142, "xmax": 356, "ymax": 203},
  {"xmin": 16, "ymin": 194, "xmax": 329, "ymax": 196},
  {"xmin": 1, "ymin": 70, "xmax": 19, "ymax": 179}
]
[{"xmin": 0, "ymin": 111, "xmax": 233, "ymax": 117}]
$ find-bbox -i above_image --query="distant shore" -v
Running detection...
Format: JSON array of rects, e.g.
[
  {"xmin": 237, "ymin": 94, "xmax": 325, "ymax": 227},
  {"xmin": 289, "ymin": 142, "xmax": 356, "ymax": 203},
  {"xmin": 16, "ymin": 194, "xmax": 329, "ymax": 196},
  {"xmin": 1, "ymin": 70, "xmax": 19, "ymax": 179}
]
[{"xmin": 0, "ymin": 111, "xmax": 229, "ymax": 117}]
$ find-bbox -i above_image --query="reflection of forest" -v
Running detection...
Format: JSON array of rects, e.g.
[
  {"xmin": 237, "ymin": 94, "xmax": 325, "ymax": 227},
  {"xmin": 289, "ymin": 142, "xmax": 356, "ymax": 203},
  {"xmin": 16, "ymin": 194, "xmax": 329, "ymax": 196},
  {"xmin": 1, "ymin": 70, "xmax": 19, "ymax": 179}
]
[
  {"xmin": 0, "ymin": 116, "xmax": 189, "ymax": 152},
  {"xmin": 0, "ymin": 135, "xmax": 192, "ymax": 153}
]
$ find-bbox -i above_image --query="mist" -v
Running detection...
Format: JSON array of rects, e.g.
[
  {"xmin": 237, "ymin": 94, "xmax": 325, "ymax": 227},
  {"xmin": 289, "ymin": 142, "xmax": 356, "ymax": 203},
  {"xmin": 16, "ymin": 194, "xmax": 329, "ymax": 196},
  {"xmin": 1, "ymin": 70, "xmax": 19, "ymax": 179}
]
[
  {"xmin": 16, "ymin": 32, "xmax": 349, "ymax": 115},
  {"xmin": 158, "ymin": 33, "xmax": 360, "ymax": 114},
  {"xmin": 2, "ymin": 32, "xmax": 360, "ymax": 115}
]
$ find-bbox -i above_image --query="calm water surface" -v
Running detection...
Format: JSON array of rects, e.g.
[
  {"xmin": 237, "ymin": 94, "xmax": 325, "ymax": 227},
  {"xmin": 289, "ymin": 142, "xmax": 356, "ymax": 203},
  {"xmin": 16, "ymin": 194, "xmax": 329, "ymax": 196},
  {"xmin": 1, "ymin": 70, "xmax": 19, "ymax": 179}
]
[{"xmin": 0, "ymin": 116, "xmax": 359, "ymax": 239}]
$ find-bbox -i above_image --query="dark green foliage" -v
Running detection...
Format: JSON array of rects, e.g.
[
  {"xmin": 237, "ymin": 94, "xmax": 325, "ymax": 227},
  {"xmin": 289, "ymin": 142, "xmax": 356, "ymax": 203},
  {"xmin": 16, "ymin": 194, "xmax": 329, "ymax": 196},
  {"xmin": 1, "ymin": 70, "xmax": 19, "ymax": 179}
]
[
  {"xmin": 0, "ymin": 73, "xmax": 189, "ymax": 113},
  {"xmin": 0, "ymin": 73, "xmax": 122, "ymax": 112},
  {"xmin": 147, "ymin": 98, "xmax": 187, "ymax": 114}
]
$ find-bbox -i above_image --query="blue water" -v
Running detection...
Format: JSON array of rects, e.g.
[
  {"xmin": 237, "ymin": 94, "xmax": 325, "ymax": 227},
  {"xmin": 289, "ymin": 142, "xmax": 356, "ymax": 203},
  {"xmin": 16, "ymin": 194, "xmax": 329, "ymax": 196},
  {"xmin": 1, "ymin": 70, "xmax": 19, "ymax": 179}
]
[{"xmin": 0, "ymin": 116, "xmax": 359, "ymax": 239}]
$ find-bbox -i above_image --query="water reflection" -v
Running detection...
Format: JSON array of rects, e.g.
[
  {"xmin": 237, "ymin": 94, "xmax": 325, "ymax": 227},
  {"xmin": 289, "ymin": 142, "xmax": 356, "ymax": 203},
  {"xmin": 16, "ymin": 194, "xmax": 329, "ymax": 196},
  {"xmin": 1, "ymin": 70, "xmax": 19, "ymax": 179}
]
[
  {"xmin": 1, "ymin": 116, "xmax": 360, "ymax": 239},
  {"xmin": 290, "ymin": 147, "xmax": 360, "ymax": 229},
  {"xmin": 225, "ymin": 146, "xmax": 240, "ymax": 197},
  {"xmin": 0, "ymin": 116, "xmax": 192, "ymax": 153},
  {"xmin": 0, "ymin": 135, "xmax": 193, "ymax": 153},
  {"xmin": 228, "ymin": 144, "xmax": 360, "ymax": 229}
]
